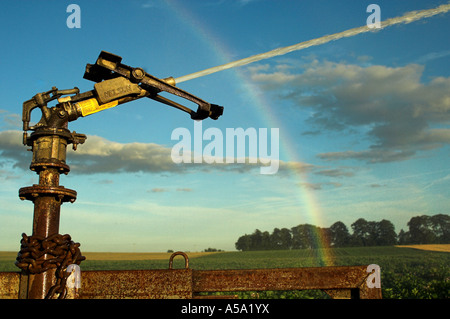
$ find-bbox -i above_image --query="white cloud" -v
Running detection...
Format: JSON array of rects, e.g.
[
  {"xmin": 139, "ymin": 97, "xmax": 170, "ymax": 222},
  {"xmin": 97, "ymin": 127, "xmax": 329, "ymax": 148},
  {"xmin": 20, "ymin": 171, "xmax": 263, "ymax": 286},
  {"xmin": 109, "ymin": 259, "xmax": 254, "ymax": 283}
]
[
  {"xmin": 149, "ymin": 188, "xmax": 168, "ymax": 193},
  {"xmin": 0, "ymin": 130, "xmax": 315, "ymax": 175},
  {"xmin": 0, "ymin": 130, "xmax": 29, "ymax": 169},
  {"xmin": 0, "ymin": 109, "xmax": 21, "ymax": 130},
  {"xmin": 238, "ymin": 0, "xmax": 260, "ymax": 6},
  {"xmin": 250, "ymin": 59, "xmax": 450, "ymax": 163},
  {"xmin": 415, "ymin": 50, "xmax": 450, "ymax": 64},
  {"xmin": 141, "ymin": 0, "xmax": 158, "ymax": 9},
  {"xmin": 298, "ymin": 181, "xmax": 342, "ymax": 191},
  {"xmin": 69, "ymin": 135, "xmax": 177, "ymax": 173},
  {"xmin": 314, "ymin": 168, "xmax": 355, "ymax": 177}
]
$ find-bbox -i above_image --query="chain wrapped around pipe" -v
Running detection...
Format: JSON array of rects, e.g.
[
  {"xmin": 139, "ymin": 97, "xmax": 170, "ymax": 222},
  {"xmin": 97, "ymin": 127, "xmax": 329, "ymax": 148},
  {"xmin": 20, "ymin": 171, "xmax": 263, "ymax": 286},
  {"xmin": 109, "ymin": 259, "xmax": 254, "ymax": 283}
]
[{"xmin": 15, "ymin": 233, "xmax": 85, "ymax": 299}]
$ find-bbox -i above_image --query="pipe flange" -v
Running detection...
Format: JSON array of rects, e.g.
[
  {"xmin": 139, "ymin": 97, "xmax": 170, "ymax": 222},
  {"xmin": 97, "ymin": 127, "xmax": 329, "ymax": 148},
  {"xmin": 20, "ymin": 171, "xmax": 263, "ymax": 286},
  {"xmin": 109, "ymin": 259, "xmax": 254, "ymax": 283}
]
[
  {"xmin": 30, "ymin": 161, "xmax": 71, "ymax": 175},
  {"xmin": 19, "ymin": 185, "xmax": 77, "ymax": 203}
]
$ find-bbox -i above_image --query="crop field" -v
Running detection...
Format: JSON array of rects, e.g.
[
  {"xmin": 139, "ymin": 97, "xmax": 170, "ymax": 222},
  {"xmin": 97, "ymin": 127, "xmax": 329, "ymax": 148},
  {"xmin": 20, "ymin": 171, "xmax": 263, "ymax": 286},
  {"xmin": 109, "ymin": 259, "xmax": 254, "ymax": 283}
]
[
  {"xmin": 1, "ymin": 245, "xmax": 448, "ymax": 299},
  {"xmin": 82, "ymin": 251, "xmax": 216, "ymax": 261},
  {"xmin": 395, "ymin": 244, "xmax": 450, "ymax": 252}
]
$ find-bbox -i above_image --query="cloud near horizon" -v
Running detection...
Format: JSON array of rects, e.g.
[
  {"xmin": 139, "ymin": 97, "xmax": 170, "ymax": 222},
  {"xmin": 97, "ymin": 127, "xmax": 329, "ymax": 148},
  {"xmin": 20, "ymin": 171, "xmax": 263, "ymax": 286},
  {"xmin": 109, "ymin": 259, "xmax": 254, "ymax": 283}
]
[
  {"xmin": 249, "ymin": 59, "xmax": 450, "ymax": 163},
  {"xmin": 0, "ymin": 130, "xmax": 317, "ymax": 176}
]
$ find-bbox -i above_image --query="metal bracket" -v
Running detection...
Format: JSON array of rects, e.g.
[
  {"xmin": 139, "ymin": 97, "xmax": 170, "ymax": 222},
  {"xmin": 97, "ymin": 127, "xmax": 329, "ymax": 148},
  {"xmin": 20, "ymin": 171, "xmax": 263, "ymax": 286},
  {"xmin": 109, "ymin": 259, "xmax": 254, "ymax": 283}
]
[
  {"xmin": 84, "ymin": 50, "xmax": 224, "ymax": 120},
  {"xmin": 22, "ymin": 87, "xmax": 80, "ymax": 133}
]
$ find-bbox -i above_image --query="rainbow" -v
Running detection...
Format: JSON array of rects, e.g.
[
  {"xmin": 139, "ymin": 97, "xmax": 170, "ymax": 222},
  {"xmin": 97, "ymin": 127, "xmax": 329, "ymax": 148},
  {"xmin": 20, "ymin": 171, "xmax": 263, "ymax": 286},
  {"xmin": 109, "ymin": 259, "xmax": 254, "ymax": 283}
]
[{"xmin": 165, "ymin": 0, "xmax": 335, "ymax": 266}]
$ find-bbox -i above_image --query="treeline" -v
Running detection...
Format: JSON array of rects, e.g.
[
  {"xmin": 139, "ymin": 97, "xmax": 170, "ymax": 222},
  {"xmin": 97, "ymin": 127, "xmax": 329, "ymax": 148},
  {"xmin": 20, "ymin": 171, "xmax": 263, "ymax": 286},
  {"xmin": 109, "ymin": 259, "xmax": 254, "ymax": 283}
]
[{"xmin": 235, "ymin": 214, "xmax": 450, "ymax": 251}]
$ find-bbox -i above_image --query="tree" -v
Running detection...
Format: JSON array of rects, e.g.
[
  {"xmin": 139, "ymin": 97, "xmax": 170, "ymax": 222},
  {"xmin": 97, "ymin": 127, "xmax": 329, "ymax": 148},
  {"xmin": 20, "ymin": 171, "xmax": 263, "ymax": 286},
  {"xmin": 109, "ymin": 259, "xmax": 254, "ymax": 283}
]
[
  {"xmin": 375, "ymin": 219, "xmax": 397, "ymax": 245},
  {"xmin": 408, "ymin": 215, "xmax": 436, "ymax": 244},
  {"xmin": 290, "ymin": 225, "xmax": 302, "ymax": 249},
  {"xmin": 270, "ymin": 228, "xmax": 292, "ymax": 250},
  {"xmin": 397, "ymin": 229, "xmax": 410, "ymax": 245},
  {"xmin": 270, "ymin": 228, "xmax": 282, "ymax": 249},
  {"xmin": 261, "ymin": 231, "xmax": 271, "ymax": 250},
  {"xmin": 351, "ymin": 218, "xmax": 372, "ymax": 246},
  {"xmin": 291, "ymin": 224, "xmax": 322, "ymax": 249},
  {"xmin": 430, "ymin": 214, "xmax": 450, "ymax": 243},
  {"xmin": 351, "ymin": 219, "xmax": 396, "ymax": 246},
  {"xmin": 236, "ymin": 214, "xmax": 449, "ymax": 250},
  {"xmin": 401, "ymin": 214, "xmax": 450, "ymax": 244},
  {"xmin": 203, "ymin": 248, "xmax": 223, "ymax": 252},
  {"xmin": 235, "ymin": 234, "xmax": 251, "ymax": 251},
  {"xmin": 250, "ymin": 229, "xmax": 263, "ymax": 250},
  {"xmin": 280, "ymin": 228, "xmax": 293, "ymax": 249},
  {"xmin": 329, "ymin": 221, "xmax": 351, "ymax": 247},
  {"xmin": 317, "ymin": 227, "xmax": 332, "ymax": 248}
]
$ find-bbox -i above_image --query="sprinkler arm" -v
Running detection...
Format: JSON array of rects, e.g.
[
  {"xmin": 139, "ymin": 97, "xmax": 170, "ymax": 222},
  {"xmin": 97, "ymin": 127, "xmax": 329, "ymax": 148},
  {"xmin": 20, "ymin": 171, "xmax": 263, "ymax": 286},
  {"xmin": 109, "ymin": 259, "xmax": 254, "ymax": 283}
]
[
  {"xmin": 82, "ymin": 51, "xmax": 223, "ymax": 120},
  {"xmin": 22, "ymin": 51, "xmax": 224, "ymax": 145}
]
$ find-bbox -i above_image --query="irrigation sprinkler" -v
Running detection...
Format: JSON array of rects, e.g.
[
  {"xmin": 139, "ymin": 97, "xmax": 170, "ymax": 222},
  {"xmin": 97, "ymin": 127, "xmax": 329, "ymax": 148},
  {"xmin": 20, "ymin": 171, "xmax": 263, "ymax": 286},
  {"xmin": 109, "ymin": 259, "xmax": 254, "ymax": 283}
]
[{"xmin": 13, "ymin": 51, "xmax": 222, "ymax": 299}]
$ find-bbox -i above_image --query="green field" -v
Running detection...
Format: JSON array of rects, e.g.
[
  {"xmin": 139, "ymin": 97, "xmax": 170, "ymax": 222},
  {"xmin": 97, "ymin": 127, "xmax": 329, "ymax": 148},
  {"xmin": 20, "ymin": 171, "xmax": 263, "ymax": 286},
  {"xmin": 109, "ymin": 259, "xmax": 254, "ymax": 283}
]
[{"xmin": 2, "ymin": 246, "xmax": 448, "ymax": 299}]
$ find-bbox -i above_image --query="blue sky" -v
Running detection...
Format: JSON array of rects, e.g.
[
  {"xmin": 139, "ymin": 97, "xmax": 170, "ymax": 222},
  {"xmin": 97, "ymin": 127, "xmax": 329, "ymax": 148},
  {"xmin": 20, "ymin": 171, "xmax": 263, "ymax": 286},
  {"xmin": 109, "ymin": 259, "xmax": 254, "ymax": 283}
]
[{"xmin": 0, "ymin": 0, "xmax": 449, "ymax": 252}]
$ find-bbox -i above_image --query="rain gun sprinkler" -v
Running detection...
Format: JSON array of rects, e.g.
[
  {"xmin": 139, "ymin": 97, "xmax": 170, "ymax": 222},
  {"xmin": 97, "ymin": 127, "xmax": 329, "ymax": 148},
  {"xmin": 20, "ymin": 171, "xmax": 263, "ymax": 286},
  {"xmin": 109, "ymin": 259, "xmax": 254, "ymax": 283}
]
[{"xmin": 15, "ymin": 51, "xmax": 223, "ymax": 299}]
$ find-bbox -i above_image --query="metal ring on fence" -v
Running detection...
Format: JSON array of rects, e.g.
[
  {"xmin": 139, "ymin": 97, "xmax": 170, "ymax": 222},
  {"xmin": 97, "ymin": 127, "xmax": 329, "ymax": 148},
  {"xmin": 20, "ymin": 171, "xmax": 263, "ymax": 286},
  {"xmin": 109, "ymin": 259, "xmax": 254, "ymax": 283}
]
[{"xmin": 168, "ymin": 251, "xmax": 189, "ymax": 269}]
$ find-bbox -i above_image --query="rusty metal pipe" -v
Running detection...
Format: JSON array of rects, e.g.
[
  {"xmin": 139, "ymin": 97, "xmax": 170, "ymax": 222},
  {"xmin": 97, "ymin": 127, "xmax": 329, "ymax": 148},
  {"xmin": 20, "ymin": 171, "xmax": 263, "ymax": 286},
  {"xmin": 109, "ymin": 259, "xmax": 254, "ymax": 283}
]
[
  {"xmin": 27, "ymin": 168, "xmax": 63, "ymax": 299},
  {"xmin": 30, "ymin": 168, "xmax": 62, "ymax": 298},
  {"xmin": 18, "ymin": 128, "xmax": 79, "ymax": 298}
]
